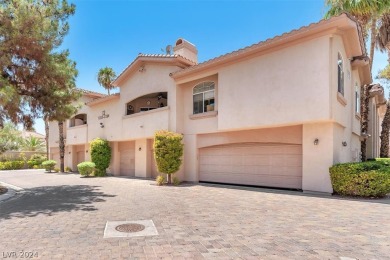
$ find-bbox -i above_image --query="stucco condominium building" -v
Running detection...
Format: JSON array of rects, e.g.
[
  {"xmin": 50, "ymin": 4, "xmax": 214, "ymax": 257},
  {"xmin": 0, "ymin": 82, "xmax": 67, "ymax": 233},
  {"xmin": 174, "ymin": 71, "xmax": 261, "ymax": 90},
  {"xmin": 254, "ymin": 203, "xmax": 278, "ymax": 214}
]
[{"xmin": 49, "ymin": 13, "xmax": 385, "ymax": 194}]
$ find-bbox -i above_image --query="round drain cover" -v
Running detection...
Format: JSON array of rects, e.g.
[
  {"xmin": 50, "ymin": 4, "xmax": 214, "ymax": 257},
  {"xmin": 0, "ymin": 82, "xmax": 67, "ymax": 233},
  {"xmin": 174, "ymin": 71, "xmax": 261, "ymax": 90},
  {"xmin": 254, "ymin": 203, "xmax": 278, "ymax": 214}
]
[{"xmin": 115, "ymin": 223, "xmax": 145, "ymax": 233}]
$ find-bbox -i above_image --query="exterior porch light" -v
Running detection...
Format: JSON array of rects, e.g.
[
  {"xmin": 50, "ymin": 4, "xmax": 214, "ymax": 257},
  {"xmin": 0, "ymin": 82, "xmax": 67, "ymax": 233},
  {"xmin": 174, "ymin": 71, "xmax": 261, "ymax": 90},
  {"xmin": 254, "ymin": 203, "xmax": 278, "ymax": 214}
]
[
  {"xmin": 100, "ymin": 122, "xmax": 104, "ymax": 128},
  {"xmin": 314, "ymin": 138, "xmax": 319, "ymax": 145},
  {"xmin": 342, "ymin": 141, "xmax": 347, "ymax": 147}
]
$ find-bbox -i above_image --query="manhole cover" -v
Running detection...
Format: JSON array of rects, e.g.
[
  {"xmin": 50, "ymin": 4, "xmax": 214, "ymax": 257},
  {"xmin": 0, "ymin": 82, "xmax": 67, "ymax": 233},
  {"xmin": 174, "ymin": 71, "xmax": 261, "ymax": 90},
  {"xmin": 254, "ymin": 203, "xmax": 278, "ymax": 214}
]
[{"xmin": 115, "ymin": 223, "xmax": 145, "ymax": 233}]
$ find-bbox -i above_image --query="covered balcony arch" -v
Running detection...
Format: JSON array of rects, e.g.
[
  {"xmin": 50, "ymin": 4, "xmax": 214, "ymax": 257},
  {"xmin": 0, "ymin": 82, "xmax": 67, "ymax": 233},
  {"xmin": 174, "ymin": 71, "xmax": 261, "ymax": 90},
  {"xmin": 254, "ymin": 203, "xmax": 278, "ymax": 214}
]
[
  {"xmin": 69, "ymin": 113, "xmax": 87, "ymax": 127},
  {"xmin": 126, "ymin": 92, "xmax": 168, "ymax": 116}
]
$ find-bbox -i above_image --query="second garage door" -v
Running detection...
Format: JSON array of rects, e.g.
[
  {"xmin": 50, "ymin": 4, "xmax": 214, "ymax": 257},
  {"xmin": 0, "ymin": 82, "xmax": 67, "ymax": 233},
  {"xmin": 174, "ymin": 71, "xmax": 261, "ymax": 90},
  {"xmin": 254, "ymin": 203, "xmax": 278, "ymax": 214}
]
[
  {"xmin": 199, "ymin": 143, "xmax": 302, "ymax": 189},
  {"xmin": 120, "ymin": 149, "xmax": 135, "ymax": 176}
]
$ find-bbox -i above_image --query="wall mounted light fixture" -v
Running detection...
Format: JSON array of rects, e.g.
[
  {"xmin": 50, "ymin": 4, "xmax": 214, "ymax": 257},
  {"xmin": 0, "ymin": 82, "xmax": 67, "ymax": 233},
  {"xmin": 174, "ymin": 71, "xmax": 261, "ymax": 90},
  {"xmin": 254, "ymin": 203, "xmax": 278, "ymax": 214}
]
[
  {"xmin": 314, "ymin": 138, "xmax": 319, "ymax": 145},
  {"xmin": 100, "ymin": 122, "xmax": 104, "ymax": 128},
  {"xmin": 342, "ymin": 141, "xmax": 347, "ymax": 147},
  {"xmin": 138, "ymin": 147, "xmax": 142, "ymax": 151}
]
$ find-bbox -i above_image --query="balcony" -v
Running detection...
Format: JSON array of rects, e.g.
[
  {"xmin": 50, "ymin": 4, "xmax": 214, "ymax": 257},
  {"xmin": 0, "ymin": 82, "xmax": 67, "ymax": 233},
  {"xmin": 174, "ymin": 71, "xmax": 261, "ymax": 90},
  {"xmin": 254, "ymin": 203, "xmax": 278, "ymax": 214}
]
[
  {"xmin": 122, "ymin": 106, "xmax": 170, "ymax": 139},
  {"xmin": 66, "ymin": 124, "xmax": 88, "ymax": 145}
]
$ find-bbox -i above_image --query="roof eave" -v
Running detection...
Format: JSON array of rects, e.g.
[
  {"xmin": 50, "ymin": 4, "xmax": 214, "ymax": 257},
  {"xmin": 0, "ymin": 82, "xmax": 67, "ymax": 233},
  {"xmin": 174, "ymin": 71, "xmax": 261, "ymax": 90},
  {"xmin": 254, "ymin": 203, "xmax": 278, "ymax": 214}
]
[{"xmin": 171, "ymin": 13, "xmax": 365, "ymax": 81}]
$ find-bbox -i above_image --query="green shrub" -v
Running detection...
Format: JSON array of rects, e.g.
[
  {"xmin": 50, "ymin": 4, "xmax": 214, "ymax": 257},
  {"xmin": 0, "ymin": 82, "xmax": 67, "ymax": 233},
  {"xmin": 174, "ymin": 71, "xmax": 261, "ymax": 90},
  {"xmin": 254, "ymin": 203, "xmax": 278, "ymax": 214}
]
[
  {"xmin": 65, "ymin": 166, "xmax": 72, "ymax": 172},
  {"xmin": 77, "ymin": 162, "xmax": 95, "ymax": 177},
  {"xmin": 156, "ymin": 175, "xmax": 165, "ymax": 186},
  {"xmin": 90, "ymin": 138, "xmax": 111, "ymax": 177},
  {"xmin": 173, "ymin": 176, "xmax": 180, "ymax": 186},
  {"xmin": 154, "ymin": 130, "xmax": 184, "ymax": 184},
  {"xmin": 27, "ymin": 154, "xmax": 47, "ymax": 168},
  {"xmin": 54, "ymin": 168, "xmax": 60, "ymax": 173},
  {"xmin": 42, "ymin": 160, "xmax": 56, "ymax": 173},
  {"xmin": 0, "ymin": 161, "xmax": 24, "ymax": 170},
  {"xmin": 329, "ymin": 162, "xmax": 390, "ymax": 197}
]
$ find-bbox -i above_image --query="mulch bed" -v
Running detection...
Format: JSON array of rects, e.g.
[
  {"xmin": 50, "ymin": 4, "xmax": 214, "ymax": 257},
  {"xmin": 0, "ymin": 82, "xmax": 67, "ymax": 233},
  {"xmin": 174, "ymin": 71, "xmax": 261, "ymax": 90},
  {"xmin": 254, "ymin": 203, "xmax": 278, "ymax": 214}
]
[{"xmin": 0, "ymin": 185, "xmax": 8, "ymax": 195}]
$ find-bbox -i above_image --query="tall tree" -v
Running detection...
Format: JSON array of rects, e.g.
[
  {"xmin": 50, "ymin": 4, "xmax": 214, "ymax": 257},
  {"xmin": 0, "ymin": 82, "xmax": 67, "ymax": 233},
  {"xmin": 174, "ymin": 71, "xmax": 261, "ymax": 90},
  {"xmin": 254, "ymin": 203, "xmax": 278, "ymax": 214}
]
[
  {"xmin": 376, "ymin": 13, "xmax": 390, "ymax": 157},
  {"xmin": 46, "ymin": 89, "xmax": 81, "ymax": 173},
  {"xmin": 97, "ymin": 67, "xmax": 116, "ymax": 95},
  {"xmin": 325, "ymin": 0, "xmax": 389, "ymax": 70},
  {"xmin": 0, "ymin": 0, "xmax": 76, "ymax": 128},
  {"xmin": 0, "ymin": 122, "xmax": 22, "ymax": 153}
]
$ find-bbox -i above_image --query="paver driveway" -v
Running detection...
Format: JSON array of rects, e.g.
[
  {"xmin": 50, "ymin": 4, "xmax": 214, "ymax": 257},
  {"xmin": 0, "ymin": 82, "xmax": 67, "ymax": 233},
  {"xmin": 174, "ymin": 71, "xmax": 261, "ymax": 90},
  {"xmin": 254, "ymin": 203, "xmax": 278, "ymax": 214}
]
[{"xmin": 0, "ymin": 170, "xmax": 389, "ymax": 260}]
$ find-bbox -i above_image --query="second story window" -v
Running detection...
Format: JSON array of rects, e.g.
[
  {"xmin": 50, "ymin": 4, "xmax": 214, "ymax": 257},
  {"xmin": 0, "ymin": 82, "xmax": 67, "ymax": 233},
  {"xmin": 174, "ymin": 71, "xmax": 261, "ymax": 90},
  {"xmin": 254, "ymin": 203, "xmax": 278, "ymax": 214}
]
[
  {"xmin": 355, "ymin": 83, "xmax": 360, "ymax": 114},
  {"xmin": 193, "ymin": 82, "xmax": 215, "ymax": 114},
  {"xmin": 338, "ymin": 53, "xmax": 344, "ymax": 96}
]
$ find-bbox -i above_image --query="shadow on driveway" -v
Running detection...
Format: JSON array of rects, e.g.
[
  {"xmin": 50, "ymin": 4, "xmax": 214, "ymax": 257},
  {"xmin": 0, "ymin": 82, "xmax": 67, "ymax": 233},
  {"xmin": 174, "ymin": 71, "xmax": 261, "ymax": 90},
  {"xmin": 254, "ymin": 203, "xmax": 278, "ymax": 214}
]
[
  {"xmin": 199, "ymin": 182, "xmax": 390, "ymax": 205},
  {"xmin": 0, "ymin": 185, "xmax": 116, "ymax": 220}
]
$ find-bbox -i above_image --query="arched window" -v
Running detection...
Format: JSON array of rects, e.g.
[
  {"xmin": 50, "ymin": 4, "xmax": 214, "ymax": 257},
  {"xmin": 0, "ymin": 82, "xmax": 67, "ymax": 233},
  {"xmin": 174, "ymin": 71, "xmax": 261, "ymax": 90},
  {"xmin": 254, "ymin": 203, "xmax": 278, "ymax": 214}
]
[
  {"xmin": 69, "ymin": 114, "xmax": 87, "ymax": 127},
  {"xmin": 193, "ymin": 82, "xmax": 215, "ymax": 114},
  {"xmin": 338, "ymin": 53, "xmax": 344, "ymax": 95}
]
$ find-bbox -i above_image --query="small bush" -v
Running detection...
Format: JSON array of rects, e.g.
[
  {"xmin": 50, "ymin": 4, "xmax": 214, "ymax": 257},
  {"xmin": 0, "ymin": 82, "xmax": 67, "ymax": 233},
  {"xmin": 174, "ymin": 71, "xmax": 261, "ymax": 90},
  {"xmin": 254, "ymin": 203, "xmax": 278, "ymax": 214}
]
[
  {"xmin": 173, "ymin": 176, "xmax": 180, "ymax": 186},
  {"xmin": 90, "ymin": 138, "xmax": 111, "ymax": 177},
  {"xmin": 156, "ymin": 175, "xmax": 165, "ymax": 186},
  {"xmin": 0, "ymin": 161, "xmax": 24, "ymax": 170},
  {"xmin": 65, "ymin": 167, "xmax": 72, "ymax": 172},
  {"xmin": 54, "ymin": 168, "xmax": 60, "ymax": 173},
  {"xmin": 154, "ymin": 130, "xmax": 184, "ymax": 184},
  {"xmin": 42, "ymin": 160, "xmax": 56, "ymax": 173},
  {"xmin": 27, "ymin": 154, "xmax": 47, "ymax": 169},
  {"xmin": 329, "ymin": 162, "xmax": 390, "ymax": 197},
  {"xmin": 77, "ymin": 162, "xmax": 95, "ymax": 177}
]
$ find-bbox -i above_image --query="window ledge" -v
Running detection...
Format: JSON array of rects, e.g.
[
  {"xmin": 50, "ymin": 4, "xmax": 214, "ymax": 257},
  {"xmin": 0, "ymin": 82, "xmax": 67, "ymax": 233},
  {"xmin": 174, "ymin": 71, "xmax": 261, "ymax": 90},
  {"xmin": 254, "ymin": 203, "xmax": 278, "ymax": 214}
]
[
  {"xmin": 355, "ymin": 113, "xmax": 361, "ymax": 120},
  {"xmin": 68, "ymin": 124, "xmax": 87, "ymax": 129},
  {"xmin": 123, "ymin": 106, "xmax": 169, "ymax": 119},
  {"xmin": 189, "ymin": 111, "xmax": 218, "ymax": 120},
  {"xmin": 337, "ymin": 92, "xmax": 347, "ymax": 106}
]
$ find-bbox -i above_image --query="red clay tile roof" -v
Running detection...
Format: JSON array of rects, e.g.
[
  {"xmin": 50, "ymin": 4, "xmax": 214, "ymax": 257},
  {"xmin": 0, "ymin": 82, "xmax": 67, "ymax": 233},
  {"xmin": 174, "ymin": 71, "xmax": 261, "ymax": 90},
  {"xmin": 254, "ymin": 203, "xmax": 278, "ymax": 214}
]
[
  {"xmin": 76, "ymin": 88, "xmax": 106, "ymax": 97},
  {"xmin": 171, "ymin": 13, "xmax": 365, "ymax": 78},
  {"xmin": 113, "ymin": 54, "xmax": 196, "ymax": 85},
  {"xmin": 85, "ymin": 93, "xmax": 120, "ymax": 106}
]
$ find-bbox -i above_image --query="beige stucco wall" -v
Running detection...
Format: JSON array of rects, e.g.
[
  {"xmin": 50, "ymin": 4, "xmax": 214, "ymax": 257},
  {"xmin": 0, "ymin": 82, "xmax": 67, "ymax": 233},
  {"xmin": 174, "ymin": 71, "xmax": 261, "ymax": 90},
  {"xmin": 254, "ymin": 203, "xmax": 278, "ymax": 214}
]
[{"xmin": 216, "ymin": 36, "xmax": 330, "ymax": 131}]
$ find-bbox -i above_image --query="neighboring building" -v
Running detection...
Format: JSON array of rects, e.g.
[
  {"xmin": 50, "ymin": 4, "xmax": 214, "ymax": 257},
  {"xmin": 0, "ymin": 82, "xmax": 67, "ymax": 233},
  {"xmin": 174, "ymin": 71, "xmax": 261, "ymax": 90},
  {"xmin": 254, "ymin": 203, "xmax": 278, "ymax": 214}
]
[
  {"xmin": 49, "ymin": 13, "xmax": 384, "ymax": 193},
  {"xmin": 21, "ymin": 130, "xmax": 45, "ymax": 141}
]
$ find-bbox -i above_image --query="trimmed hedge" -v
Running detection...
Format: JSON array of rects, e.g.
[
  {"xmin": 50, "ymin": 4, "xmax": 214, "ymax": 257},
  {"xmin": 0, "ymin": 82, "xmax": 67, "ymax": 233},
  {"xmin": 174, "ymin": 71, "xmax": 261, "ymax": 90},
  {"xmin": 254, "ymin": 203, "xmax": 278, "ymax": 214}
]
[
  {"xmin": 153, "ymin": 130, "xmax": 184, "ymax": 184},
  {"xmin": 0, "ymin": 161, "xmax": 24, "ymax": 170},
  {"xmin": 27, "ymin": 154, "xmax": 47, "ymax": 169},
  {"xmin": 329, "ymin": 161, "xmax": 390, "ymax": 197},
  {"xmin": 77, "ymin": 161, "xmax": 95, "ymax": 176},
  {"xmin": 42, "ymin": 160, "xmax": 57, "ymax": 173},
  {"xmin": 90, "ymin": 138, "xmax": 111, "ymax": 177}
]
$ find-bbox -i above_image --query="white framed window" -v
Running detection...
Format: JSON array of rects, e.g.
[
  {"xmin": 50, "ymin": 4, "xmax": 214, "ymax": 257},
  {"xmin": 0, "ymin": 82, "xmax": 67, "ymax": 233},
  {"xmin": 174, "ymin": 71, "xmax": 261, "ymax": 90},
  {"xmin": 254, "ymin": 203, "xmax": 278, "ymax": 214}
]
[
  {"xmin": 355, "ymin": 83, "xmax": 360, "ymax": 114},
  {"xmin": 193, "ymin": 82, "xmax": 215, "ymax": 114},
  {"xmin": 338, "ymin": 53, "xmax": 344, "ymax": 95}
]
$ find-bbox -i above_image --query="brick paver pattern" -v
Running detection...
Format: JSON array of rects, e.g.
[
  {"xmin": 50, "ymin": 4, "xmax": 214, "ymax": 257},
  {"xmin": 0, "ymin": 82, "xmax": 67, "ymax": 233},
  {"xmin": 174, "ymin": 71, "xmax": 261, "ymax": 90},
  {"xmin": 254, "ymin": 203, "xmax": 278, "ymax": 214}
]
[{"xmin": 0, "ymin": 170, "xmax": 389, "ymax": 259}]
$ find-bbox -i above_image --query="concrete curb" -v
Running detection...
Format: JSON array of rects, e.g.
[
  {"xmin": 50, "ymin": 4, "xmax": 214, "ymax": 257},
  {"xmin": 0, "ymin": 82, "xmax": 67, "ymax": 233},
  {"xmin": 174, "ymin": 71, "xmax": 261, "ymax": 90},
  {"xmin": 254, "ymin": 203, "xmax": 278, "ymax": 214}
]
[{"xmin": 0, "ymin": 181, "xmax": 24, "ymax": 203}]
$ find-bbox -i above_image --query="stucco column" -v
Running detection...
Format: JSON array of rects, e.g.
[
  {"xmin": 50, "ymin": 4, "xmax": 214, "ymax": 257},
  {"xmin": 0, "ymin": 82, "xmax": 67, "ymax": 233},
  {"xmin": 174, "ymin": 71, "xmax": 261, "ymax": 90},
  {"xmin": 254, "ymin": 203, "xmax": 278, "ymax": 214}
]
[
  {"xmin": 302, "ymin": 123, "xmax": 334, "ymax": 193},
  {"xmin": 135, "ymin": 139, "xmax": 150, "ymax": 178},
  {"xmin": 108, "ymin": 142, "xmax": 120, "ymax": 176},
  {"xmin": 85, "ymin": 143, "xmax": 91, "ymax": 162},
  {"xmin": 183, "ymin": 134, "xmax": 198, "ymax": 182}
]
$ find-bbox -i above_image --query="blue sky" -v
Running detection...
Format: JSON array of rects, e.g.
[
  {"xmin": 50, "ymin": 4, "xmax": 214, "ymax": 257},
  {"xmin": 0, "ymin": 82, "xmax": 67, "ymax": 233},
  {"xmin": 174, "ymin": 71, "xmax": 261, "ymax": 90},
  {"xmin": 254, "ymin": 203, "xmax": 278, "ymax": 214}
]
[{"xmin": 34, "ymin": 0, "xmax": 388, "ymax": 134}]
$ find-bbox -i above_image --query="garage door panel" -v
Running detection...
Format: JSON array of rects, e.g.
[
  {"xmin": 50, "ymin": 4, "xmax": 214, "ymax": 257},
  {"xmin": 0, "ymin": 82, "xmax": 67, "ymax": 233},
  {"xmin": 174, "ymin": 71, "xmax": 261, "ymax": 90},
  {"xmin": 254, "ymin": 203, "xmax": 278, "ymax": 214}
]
[
  {"xmin": 199, "ymin": 143, "xmax": 302, "ymax": 189},
  {"xmin": 120, "ymin": 149, "xmax": 135, "ymax": 176}
]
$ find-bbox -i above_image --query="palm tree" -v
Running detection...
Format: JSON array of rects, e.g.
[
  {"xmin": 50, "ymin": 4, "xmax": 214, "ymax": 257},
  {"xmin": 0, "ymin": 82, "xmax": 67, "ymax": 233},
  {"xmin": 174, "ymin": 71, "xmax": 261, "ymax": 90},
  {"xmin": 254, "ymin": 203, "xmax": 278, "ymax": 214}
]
[
  {"xmin": 97, "ymin": 67, "xmax": 117, "ymax": 95},
  {"xmin": 20, "ymin": 136, "xmax": 46, "ymax": 152},
  {"xmin": 376, "ymin": 13, "xmax": 390, "ymax": 157},
  {"xmin": 325, "ymin": 0, "xmax": 388, "ymax": 70}
]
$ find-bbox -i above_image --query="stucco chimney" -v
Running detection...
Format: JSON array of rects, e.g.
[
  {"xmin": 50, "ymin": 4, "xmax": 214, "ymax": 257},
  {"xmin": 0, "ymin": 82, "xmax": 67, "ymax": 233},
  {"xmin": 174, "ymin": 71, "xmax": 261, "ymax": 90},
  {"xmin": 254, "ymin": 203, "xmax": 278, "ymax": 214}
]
[{"xmin": 173, "ymin": 38, "xmax": 198, "ymax": 63}]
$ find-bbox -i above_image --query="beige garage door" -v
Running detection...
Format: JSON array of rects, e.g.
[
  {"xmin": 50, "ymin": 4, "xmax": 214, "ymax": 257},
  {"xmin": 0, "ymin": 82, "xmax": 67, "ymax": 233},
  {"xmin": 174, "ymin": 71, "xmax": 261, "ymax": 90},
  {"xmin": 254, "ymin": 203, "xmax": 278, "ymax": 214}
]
[
  {"xmin": 76, "ymin": 151, "xmax": 85, "ymax": 165},
  {"xmin": 199, "ymin": 143, "xmax": 302, "ymax": 189},
  {"xmin": 120, "ymin": 149, "xmax": 135, "ymax": 176}
]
